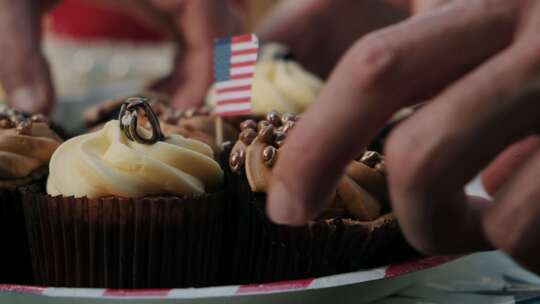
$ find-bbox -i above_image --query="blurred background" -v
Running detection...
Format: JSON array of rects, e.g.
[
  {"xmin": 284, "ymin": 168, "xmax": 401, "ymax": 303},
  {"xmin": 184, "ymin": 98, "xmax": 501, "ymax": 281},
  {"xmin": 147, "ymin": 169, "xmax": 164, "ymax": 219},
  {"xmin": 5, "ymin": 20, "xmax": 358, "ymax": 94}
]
[{"xmin": 0, "ymin": 0, "xmax": 279, "ymax": 133}]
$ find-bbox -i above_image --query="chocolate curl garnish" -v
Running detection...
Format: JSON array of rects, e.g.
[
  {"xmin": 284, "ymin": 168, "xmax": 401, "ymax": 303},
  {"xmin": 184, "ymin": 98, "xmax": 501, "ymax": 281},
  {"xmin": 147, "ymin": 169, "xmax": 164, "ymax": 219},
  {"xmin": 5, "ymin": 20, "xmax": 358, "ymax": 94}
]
[{"xmin": 119, "ymin": 97, "xmax": 165, "ymax": 144}]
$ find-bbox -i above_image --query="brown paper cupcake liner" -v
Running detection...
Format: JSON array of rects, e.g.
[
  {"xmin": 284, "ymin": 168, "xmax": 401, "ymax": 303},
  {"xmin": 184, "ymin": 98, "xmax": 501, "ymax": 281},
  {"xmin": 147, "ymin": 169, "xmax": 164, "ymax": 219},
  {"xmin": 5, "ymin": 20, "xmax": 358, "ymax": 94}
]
[
  {"xmin": 229, "ymin": 173, "xmax": 418, "ymax": 285},
  {"xmin": 0, "ymin": 167, "xmax": 49, "ymax": 284},
  {"xmin": 21, "ymin": 183, "xmax": 228, "ymax": 288},
  {"xmin": 0, "ymin": 188, "xmax": 33, "ymax": 284}
]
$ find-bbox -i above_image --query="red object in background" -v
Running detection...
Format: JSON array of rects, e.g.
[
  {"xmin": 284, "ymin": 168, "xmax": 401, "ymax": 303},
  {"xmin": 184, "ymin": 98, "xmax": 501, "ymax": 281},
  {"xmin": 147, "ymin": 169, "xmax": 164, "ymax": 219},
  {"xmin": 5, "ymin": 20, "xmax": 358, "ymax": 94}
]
[{"xmin": 47, "ymin": 0, "xmax": 163, "ymax": 41}]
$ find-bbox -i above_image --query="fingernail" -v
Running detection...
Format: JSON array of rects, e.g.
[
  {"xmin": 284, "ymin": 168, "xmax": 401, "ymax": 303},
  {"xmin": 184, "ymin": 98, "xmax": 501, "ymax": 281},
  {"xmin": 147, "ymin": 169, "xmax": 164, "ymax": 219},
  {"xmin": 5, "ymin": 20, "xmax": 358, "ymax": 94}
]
[
  {"xmin": 11, "ymin": 86, "xmax": 39, "ymax": 113},
  {"xmin": 267, "ymin": 181, "xmax": 309, "ymax": 226}
]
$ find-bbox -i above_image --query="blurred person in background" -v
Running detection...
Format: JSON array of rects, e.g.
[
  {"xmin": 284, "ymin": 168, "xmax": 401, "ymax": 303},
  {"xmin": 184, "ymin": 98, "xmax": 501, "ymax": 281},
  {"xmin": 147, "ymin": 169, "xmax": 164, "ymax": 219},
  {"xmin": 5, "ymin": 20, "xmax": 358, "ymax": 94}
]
[
  {"xmin": 0, "ymin": 0, "xmax": 241, "ymax": 115},
  {"xmin": 0, "ymin": 0, "xmax": 438, "ymax": 116}
]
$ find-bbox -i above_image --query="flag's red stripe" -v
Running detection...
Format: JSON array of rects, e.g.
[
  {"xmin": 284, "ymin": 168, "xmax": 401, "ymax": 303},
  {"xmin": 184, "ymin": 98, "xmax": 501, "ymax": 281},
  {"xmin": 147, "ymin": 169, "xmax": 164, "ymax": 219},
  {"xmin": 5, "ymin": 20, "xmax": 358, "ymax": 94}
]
[
  {"xmin": 230, "ymin": 73, "xmax": 254, "ymax": 80},
  {"xmin": 217, "ymin": 85, "xmax": 252, "ymax": 94},
  {"xmin": 231, "ymin": 60, "xmax": 257, "ymax": 68},
  {"xmin": 216, "ymin": 97, "xmax": 251, "ymax": 106},
  {"xmin": 218, "ymin": 109, "xmax": 252, "ymax": 117},
  {"xmin": 232, "ymin": 34, "xmax": 254, "ymax": 43},
  {"xmin": 232, "ymin": 48, "xmax": 258, "ymax": 56}
]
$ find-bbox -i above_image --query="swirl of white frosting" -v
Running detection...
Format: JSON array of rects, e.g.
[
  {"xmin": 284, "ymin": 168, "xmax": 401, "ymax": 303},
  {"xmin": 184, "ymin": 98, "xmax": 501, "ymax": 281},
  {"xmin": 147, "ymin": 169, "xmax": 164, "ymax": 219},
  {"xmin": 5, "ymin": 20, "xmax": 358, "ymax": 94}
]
[{"xmin": 47, "ymin": 120, "xmax": 223, "ymax": 198}]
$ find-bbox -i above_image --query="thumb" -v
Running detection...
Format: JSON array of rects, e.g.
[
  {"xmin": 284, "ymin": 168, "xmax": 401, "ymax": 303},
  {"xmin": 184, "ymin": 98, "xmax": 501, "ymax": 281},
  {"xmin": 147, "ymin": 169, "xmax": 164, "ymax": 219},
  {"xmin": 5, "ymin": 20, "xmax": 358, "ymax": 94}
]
[{"xmin": 0, "ymin": 0, "xmax": 55, "ymax": 114}]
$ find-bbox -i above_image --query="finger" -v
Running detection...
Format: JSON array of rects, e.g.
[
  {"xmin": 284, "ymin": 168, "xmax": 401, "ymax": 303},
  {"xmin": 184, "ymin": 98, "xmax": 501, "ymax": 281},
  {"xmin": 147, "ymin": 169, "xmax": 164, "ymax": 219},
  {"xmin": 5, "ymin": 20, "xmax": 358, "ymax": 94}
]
[
  {"xmin": 482, "ymin": 135, "xmax": 540, "ymax": 195},
  {"xmin": 0, "ymin": 0, "xmax": 55, "ymax": 114},
  {"xmin": 413, "ymin": 0, "xmax": 451, "ymax": 14},
  {"xmin": 151, "ymin": 0, "xmax": 240, "ymax": 108},
  {"xmin": 483, "ymin": 147, "xmax": 540, "ymax": 273},
  {"xmin": 258, "ymin": 0, "xmax": 408, "ymax": 77},
  {"xmin": 386, "ymin": 30, "xmax": 540, "ymax": 254},
  {"xmin": 267, "ymin": 0, "xmax": 517, "ymax": 225}
]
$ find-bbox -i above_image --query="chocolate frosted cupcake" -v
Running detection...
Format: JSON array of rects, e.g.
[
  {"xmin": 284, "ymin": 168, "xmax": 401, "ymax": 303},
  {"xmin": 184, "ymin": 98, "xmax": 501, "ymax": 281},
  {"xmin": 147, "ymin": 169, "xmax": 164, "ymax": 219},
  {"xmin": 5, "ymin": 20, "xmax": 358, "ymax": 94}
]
[
  {"xmin": 83, "ymin": 91, "xmax": 169, "ymax": 129},
  {"xmin": 227, "ymin": 112, "xmax": 416, "ymax": 284},
  {"xmin": 22, "ymin": 98, "xmax": 228, "ymax": 288},
  {"xmin": 157, "ymin": 105, "xmax": 238, "ymax": 153},
  {"xmin": 84, "ymin": 93, "xmax": 238, "ymax": 153},
  {"xmin": 0, "ymin": 107, "xmax": 61, "ymax": 284}
]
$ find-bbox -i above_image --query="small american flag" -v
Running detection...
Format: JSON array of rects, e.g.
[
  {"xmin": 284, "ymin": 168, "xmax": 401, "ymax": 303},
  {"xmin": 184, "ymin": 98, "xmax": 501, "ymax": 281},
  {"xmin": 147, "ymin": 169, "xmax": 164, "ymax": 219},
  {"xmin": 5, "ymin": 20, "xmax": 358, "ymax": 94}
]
[{"xmin": 214, "ymin": 34, "xmax": 259, "ymax": 116}]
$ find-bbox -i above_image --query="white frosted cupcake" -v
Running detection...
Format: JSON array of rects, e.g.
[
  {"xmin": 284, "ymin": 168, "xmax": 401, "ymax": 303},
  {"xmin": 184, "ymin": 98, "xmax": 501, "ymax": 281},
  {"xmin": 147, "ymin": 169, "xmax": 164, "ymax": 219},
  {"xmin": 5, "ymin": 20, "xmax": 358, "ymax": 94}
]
[
  {"xmin": 22, "ymin": 98, "xmax": 227, "ymax": 289},
  {"xmin": 206, "ymin": 44, "xmax": 323, "ymax": 115}
]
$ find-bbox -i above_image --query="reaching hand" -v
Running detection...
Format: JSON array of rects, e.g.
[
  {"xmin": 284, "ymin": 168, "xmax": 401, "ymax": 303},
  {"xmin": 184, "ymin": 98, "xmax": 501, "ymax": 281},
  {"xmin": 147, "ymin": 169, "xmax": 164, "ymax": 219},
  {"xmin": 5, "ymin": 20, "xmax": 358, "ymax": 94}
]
[
  {"xmin": 0, "ymin": 0, "xmax": 241, "ymax": 113},
  {"xmin": 257, "ymin": 0, "xmax": 410, "ymax": 78},
  {"xmin": 268, "ymin": 0, "xmax": 540, "ymax": 273},
  {"xmin": 0, "ymin": 0, "xmax": 56, "ymax": 114},
  {"xmin": 90, "ymin": 0, "xmax": 241, "ymax": 109}
]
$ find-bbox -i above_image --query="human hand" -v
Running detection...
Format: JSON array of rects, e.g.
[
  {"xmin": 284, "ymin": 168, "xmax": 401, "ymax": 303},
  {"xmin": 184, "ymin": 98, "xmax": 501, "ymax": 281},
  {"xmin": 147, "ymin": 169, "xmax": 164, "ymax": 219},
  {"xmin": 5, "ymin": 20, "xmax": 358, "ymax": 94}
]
[
  {"xmin": 83, "ymin": 0, "xmax": 241, "ymax": 109},
  {"xmin": 412, "ymin": 0, "xmax": 451, "ymax": 13},
  {"xmin": 257, "ymin": 0, "xmax": 409, "ymax": 78},
  {"xmin": 267, "ymin": 0, "xmax": 540, "ymax": 273},
  {"xmin": 0, "ymin": 0, "xmax": 56, "ymax": 114}
]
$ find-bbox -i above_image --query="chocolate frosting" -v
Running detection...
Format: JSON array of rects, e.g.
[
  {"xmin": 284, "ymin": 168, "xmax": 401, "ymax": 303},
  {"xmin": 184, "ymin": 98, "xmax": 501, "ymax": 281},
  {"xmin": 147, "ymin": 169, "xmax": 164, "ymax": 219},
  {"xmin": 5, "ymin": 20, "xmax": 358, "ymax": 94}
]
[
  {"xmin": 85, "ymin": 94, "xmax": 238, "ymax": 152},
  {"xmin": 230, "ymin": 112, "xmax": 388, "ymax": 221},
  {"xmin": 0, "ymin": 108, "xmax": 61, "ymax": 180}
]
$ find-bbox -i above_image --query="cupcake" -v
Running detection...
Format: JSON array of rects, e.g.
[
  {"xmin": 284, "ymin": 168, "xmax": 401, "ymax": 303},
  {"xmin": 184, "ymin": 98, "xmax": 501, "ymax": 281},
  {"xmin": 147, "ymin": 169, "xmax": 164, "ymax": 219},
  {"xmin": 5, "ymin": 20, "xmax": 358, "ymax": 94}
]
[
  {"xmin": 226, "ymin": 112, "xmax": 416, "ymax": 284},
  {"xmin": 206, "ymin": 44, "xmax": 323, "ymax": 115},
  {"xmin": 83, "ymin": 91, "xmax": 169, "ymax": 129},
  {"xmin": 157, "ymin": 105, "xmax": 238, "ymax": 153},
  {"xmin": 0, "ymin": 107, "xmax": 61, "ymax": 284},
  {"xmin": 22, "ymin": 98, "xmax": 228, "ymax": 288},
  {"xmin": 84, "ymin": 93, "xmax": 238, "ymax": 153}
]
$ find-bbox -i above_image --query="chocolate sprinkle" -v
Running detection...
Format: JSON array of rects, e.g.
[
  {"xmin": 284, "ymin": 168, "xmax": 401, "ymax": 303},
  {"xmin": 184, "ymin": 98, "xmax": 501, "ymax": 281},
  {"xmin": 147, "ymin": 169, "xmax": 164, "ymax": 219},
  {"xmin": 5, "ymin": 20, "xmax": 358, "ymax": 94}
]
[
  {"xmin": 0, "ymin": 118, "xmax": 12, "ymax": 129},
  {"xmin": 239, "ymin": 129, "xmax": 257, "ymax": 145},
  {"xmin": 281, "ymin": 113, "xmax": 297, "ymax": 124},
  {"xmin": 240, "ymin": 119, "xmax": 257, "ymax": 131},
  {"xmin": 258, "ymin": 125, "xmax": 275, "ymax": 144},
  {"xmin": 230, "ymin": 150, "xmax": 245, "ymax": 173},
  {"xmin": 266, "ymin": 111, "xmax": 282, "ymax": 127},
  {"xmin": 262, "ymin": 146, "xmax": 277, "ymax": 167},
  {"xmin": 16, "ymin": 120, "xmax": 32, "ymax": 135},
  {"xmin": 257, "ymin": 120, "xmax": 271, "ymax": 131}
]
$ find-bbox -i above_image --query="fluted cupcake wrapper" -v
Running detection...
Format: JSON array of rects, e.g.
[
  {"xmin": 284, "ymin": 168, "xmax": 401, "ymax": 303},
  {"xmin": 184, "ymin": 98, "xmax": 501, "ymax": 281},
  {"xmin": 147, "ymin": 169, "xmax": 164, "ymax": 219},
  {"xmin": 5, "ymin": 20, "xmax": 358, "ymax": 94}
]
[
  {"xmin": 21, "ymin": 184, "xmax": 228, "ymax": 289},
  {"xmin": 0, "ymin": 167, "xmax": 49, "ymax": 285},
  {"xmin": 0, "ymin": 188, "xmax": 34, "ymax": 284},
  {"xmin": 229, "ymin": 173, "xmax": 417, "ymax": 285}
]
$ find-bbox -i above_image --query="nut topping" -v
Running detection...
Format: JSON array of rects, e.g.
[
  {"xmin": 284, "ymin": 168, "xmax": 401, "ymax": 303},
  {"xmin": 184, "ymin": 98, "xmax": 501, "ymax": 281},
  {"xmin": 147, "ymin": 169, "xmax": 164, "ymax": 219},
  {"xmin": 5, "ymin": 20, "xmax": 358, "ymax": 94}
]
[
  {"xmin": 240, "ymin": 119, "xmax": 257, "ymax": 131},
  {"xmin": 229, "ymin": 150, "xmax": 245, "ymax": 173},
  {"xmin": 257, "ymin": 120, "xmax": 271, "ymax": 131},
  {"xmin": 0, "ymin": 117, "xmax": 12, "ymax": 129},
  {"xmin": 274, "ymin": 131, "xmax": 286, "ymax": 142},
  {"xmin": 258, "ymin": 125, "xmax": 275, "ymax": 144},
  {"xmin": 262, "ymin": 146, "xmax": 277, "ymax": 166},
  {"xmin": 184, "ymin": 108, "xmax": 197, "ymax": 118},
  {"xmin": 375, "ymin": 161, "xmax": 387, "ymax": 175},
  {"xmin": 281, "ymin": 113, "xmax": 297, "ymax": 124},
  {"xmin": 280, "ymin": 120, "xmax": 296, "ymax": 133},
  {"xmin": 239, "ymin": 128, "xmax": 257, "ymax": 145},
  {"xmin": 266, "ymin": 111, "xmax": 282, "ymax": 127},
  {"xmin": 30, "ymin": 114, "xmax": 49, "ymax": 124},
  {"xmin": 16, "ymin": 120, "xmax": 32, "ymax": 135}
]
